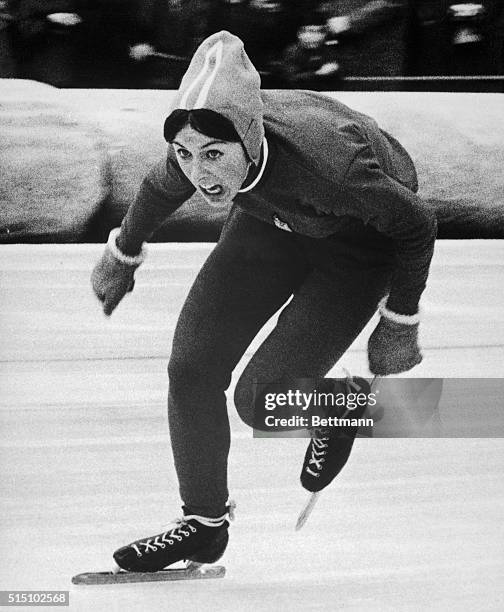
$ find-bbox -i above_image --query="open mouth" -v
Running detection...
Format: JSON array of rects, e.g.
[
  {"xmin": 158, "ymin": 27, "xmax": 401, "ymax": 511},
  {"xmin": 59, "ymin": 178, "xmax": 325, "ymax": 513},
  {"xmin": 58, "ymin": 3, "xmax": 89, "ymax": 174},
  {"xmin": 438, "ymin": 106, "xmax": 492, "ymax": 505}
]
[{"xmin": 200, "ymin": 184, "xmax": 224, "ymax": 197}]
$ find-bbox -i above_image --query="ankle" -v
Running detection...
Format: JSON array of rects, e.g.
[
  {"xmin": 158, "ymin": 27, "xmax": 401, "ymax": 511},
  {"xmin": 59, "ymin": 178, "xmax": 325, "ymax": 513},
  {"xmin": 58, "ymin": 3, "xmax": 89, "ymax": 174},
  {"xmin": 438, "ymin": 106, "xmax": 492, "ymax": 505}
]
[{"xmin": 183, "ymin": 500, "xmax": 236, "ymax": 526}]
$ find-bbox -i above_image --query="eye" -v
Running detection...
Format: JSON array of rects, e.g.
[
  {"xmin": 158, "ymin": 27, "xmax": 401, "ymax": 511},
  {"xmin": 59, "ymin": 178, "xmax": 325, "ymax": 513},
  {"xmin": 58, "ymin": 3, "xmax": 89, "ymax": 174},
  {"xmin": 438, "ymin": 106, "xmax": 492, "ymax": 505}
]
[
  {"xmin": 206, "ymin": 149, "xmax": 223, "ymax": 160},
  {"xmin": 176, "ymin": 148, "xmax": 191, "ymax": 160}
]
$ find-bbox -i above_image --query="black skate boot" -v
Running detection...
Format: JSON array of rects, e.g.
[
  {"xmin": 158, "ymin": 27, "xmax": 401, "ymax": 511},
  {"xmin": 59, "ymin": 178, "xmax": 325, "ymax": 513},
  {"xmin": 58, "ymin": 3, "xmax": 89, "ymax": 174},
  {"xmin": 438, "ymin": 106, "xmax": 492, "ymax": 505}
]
[
  {"xmin": 113, "ymin": 502, "xmax": 235, "ymax": 573},
  {"xmin": 300, "ymin": 376, "xmax": 371, "ymax": 493}
]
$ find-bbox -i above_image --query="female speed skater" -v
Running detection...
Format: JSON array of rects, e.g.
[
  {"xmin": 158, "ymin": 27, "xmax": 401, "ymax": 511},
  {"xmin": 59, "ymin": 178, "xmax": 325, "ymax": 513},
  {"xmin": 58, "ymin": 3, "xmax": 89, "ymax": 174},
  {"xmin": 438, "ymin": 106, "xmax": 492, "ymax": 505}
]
[{"xmin": 91, "ymin": 30, "xmax": 437, "ymax": 573}]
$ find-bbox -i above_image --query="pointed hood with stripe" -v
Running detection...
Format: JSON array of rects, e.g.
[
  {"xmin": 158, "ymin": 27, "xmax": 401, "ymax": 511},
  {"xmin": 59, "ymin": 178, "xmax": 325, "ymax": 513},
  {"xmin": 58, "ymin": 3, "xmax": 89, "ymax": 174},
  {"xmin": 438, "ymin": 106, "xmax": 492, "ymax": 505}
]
[{"xmin": 171, "ymin": 31, "xmax": 264, "ymax": 165}]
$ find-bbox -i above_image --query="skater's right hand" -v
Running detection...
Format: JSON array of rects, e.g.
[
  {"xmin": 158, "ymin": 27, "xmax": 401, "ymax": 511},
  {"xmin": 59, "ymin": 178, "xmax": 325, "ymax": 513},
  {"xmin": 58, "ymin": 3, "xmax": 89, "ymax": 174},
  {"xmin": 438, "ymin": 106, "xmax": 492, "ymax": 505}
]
[{"xmin": 91, "ymin": 229, "xmax": 146, "ymax": 316}]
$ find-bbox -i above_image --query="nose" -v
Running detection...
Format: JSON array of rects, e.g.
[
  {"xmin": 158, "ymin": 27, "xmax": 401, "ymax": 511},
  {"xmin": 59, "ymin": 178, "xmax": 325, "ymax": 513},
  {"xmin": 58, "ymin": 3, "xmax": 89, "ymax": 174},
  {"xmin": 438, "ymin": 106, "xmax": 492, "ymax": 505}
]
[{"xmin": 189, "ymin": 158, "xmax": 211, "ymax": 186}]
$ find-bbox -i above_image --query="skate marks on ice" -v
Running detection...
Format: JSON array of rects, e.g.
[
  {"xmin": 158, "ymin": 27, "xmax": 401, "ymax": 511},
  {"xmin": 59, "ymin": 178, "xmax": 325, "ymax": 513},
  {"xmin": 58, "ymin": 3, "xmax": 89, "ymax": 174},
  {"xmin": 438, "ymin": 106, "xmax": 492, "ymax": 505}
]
[
  {"xmin": 0, "ymin": 242, "xmax": 503, "ymax": 610},
  {"xmin": 1, "ymin": 404, "xmax": 503, "ymax": 610},
  {"xmin": 1, "ymin": 242, "xmax": 503, "ymax": 370}
]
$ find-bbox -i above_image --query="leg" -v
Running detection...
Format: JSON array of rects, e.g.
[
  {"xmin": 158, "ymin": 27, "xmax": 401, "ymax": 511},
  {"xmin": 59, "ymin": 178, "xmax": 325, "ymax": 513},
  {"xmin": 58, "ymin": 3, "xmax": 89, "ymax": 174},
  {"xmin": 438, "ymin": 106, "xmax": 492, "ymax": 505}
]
[
  {"xmin": 233, "ymin": 243, "xmax": 394, "ymax": 494},
  {"xmin": 234, "ymin": 263, "xmax": 392, "ymax": 429},
  {"xmin": 167, "ymin": 206, "xmax": 310, "ymax": 516}
]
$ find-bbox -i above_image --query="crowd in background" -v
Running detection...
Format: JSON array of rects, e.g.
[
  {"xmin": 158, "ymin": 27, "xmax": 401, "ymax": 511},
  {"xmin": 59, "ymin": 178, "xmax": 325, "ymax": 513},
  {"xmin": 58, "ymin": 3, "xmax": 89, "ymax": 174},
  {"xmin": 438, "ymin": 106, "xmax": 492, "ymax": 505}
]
[{"xmin": 1, "ymin": 1, "xmax": 503, "ymax": 89}]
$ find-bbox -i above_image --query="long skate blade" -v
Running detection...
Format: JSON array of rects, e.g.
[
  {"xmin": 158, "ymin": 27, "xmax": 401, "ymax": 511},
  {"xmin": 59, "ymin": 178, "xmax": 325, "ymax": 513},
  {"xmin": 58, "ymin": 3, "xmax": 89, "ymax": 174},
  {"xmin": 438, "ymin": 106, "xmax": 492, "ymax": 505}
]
[
  {"xmin": 295, "ymin": 492, "xmax": 321, "ymax": 531},
  {"xmin": 71, "ymin": 565, "xmax": 226, "ymax": 585}
]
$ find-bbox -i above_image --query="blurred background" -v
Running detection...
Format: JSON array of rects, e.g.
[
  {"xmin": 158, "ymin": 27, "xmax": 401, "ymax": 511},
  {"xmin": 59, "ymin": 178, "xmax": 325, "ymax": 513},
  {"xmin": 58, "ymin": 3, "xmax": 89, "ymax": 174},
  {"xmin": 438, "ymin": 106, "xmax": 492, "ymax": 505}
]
[{"xmin": 1, "ymin": 1, "xmax": 503, "ymax": 92}]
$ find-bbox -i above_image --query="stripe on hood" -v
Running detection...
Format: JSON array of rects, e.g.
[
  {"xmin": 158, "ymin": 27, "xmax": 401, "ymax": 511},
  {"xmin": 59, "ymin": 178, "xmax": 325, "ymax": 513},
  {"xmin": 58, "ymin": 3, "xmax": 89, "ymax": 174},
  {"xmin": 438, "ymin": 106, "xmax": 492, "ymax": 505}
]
[{"xmin": 171, "ymin": 31, "xmax": 264, "ymax": 165}]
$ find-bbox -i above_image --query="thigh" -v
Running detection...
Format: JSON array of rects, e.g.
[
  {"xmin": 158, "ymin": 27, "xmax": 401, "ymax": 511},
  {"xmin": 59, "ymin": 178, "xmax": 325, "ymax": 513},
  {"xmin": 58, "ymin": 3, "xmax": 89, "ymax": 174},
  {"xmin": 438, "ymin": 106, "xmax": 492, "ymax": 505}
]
[
  {"xmin": 170, "ymin": 206, "xmax": 311, "ymax": 374},
  {"xmin": 235, "ymin": 264, "xmax": 392, "ymax": 424}
]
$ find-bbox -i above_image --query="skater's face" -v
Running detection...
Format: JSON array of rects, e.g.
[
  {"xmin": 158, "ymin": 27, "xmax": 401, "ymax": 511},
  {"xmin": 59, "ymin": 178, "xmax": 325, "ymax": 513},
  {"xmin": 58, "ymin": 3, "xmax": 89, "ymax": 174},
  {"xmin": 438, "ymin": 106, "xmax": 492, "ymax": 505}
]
[{"xmin": 172, "ymin": 125, "xmax": 250, "ymax": 207}]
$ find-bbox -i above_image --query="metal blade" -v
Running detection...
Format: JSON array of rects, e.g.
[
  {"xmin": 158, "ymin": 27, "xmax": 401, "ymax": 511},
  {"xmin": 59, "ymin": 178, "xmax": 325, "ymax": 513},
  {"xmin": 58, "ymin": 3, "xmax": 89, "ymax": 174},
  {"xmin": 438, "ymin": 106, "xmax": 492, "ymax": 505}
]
[{"xmin": 295, "ymin": 492, "xmax": 321, "ymax": 531}]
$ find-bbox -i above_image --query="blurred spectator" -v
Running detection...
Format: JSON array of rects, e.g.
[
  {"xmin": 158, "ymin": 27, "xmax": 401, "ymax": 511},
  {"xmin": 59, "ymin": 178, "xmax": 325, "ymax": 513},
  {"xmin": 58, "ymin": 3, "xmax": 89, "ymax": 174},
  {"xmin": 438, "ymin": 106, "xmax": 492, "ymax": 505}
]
[
  {"xmin": 0, "ymin": 1, "xmax": 16, "ymax": 76},
  {"xmin": 209, "ymin": 0, "xmax": 249, "ymax": 45},
  {"xmin": 409, "ymin": 1, "xmax": 448, "ymax": 75},
  {"xmin": 411, "ymin": 1, "xmax": 504, "ymax": 77},
  {"xmin": 279, "ymin": 23, "xmax": 341, "ymax": 87},
  {"xmin": 485, "ymin": 1, "xmax": 504, "ymax": 76},
  {"xmin": 210, "ymin": 0, "xmax": 304, "ymax": 76},
  {"xmin": 447, "ymin": 2, "xmax": 488, "ymax": 75},
  {"xmin": 245, "ymin": 1, "xmax": 300, "ymax": 71},
  {"xmin": 318, "ymin": 0, "xmax": 410, "ymax": 77},
  {"xmin": 10, "ymin": 0, "xmax": 83, "ymax": 86},
  {"xmin": 128, "ymin": 0, "xmax": 212, "ymax": 88},
  {"xmin": 3, "ymin": 0, "xmax": 501, "ymax": 90},
  {"xmin": 76, "ymin": 0, "xmax": 137, "ymax": 88}
]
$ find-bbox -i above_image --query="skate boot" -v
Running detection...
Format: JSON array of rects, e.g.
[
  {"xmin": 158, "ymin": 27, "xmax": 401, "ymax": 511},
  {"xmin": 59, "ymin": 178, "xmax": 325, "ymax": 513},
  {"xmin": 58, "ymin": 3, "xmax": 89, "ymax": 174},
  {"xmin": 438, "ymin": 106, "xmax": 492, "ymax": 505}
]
[
  {"xmin": 300, "ymin": 376, "xmax": 371, "ymax": 493},
  {"xmin": 113, "ymin": 501, "xmax": 235, "ymax": 573}
]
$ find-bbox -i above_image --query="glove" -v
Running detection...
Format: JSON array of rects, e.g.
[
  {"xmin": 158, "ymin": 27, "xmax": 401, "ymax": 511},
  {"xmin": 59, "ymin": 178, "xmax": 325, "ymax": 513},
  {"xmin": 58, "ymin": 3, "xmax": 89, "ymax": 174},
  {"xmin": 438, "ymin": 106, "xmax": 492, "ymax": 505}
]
[
  {"xmin": 91, "ymin": 228, "xmax": 146, "ymax": 316},
  {"xmin": 368, "ymin": 304, "xmax": 422, "ymax": 375}
]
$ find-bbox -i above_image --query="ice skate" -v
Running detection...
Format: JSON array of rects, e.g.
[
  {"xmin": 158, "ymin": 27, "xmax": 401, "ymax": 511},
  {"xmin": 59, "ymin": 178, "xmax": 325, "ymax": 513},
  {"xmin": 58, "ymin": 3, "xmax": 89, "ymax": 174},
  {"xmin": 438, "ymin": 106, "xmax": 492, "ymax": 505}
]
[
  {"xmin": 113, "ymin": 501, "xmax": 235, "ymax": 572},
  {"xmin": 72, "ymin": 502, "xmax": 235, "ymax": 584},
  {"xmin": 296, "ymin": 376, "xmax": 372, "ymax": 529}
]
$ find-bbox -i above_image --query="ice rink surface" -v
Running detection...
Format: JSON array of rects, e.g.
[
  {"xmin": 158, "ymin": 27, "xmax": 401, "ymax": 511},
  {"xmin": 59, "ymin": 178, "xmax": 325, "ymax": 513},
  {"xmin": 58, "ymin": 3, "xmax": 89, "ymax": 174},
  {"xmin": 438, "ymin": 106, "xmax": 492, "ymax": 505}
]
[{"xmin": 1, "ymin": 242, "xmax": 503, "ymax": 611}]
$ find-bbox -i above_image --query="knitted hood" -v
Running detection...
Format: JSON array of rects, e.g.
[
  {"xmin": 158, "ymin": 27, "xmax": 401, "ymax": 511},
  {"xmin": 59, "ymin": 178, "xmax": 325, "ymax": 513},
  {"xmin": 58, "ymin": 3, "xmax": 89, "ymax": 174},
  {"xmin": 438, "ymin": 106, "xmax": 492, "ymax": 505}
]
[{"xmin": 171, "ymin": 31, "xmax": 264, "ymax": 165}]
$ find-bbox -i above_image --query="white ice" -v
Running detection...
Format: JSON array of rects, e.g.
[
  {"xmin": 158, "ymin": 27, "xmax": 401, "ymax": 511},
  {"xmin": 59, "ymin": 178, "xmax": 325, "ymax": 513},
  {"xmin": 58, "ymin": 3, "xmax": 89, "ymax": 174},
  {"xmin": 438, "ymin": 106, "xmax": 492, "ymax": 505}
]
[{"xmin": 0, "ymin": 243, "xmax": 503, "ymax": 612}]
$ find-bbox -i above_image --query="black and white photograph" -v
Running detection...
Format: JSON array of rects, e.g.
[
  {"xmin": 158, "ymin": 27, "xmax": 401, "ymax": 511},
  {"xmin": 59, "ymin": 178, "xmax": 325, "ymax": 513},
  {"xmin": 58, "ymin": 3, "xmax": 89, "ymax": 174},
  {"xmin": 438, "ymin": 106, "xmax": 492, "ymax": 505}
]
[{"xmin": 1, "ymin": 1, "xmax": 503, "ymax": 610}]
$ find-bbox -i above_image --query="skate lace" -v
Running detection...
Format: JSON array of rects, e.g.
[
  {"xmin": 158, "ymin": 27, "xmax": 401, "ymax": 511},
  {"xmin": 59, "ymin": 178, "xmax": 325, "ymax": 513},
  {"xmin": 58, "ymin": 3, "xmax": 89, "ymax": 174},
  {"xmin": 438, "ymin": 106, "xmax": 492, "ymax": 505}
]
[
  {"xmin": 131, "ymin": 500, "xmax": 236, "ymax": 557},
  {"xmin": 305, "ymin": 436, "xmax": 329, "ymax": 477},
  {"xmin": 305, "ymin": 372, "xmax": 361, "ymax": 478}
]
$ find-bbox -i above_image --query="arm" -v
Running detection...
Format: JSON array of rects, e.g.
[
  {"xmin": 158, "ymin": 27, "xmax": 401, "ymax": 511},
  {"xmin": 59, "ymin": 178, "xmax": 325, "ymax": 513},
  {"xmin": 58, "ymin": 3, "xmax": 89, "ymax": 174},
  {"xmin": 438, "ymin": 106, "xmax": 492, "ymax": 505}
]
[
  {"xmin": 336, "ymin": 143, "xmax": 436, "ymax": 375},
  {"xmin": 339, "ymin": 144, "xmax": 437, "ymax": 316},
  {"xmin": 91, "ymin": 153, "xmax": 194, "ymax": 315},
  {"xmin": 116, "ymin": 154, "xmax": 195, "ymax": 255}
]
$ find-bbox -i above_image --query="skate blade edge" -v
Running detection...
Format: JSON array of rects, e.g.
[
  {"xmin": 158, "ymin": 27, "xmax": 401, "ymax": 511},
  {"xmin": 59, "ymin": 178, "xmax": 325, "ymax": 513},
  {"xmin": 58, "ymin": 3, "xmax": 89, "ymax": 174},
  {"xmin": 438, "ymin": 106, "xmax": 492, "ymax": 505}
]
[
  {"xmin": 71, "ymin": 566, "xmax": 226, "ymax": 584},
  {"xmin": 295, "ymin": 492, "xmax": 321, "ymax": 531}
]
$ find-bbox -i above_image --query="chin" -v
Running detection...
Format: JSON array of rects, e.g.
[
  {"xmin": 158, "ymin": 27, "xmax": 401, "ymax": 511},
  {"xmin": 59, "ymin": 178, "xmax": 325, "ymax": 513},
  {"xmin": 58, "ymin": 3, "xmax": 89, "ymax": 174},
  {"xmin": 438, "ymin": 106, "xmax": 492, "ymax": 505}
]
[
  {"xmin": 203, "ymin": 196, "xmax": 232, "ymax": 209},
  {"xmin": 201, "ymin": 189, "xmax": 236, "ymax": 208}
]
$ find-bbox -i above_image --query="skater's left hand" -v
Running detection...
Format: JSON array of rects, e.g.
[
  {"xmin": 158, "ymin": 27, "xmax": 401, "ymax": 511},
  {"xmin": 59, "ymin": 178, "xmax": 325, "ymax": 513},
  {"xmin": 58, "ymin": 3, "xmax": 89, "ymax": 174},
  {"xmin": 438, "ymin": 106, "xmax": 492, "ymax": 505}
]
[{"xmin": 368, "ymin": 317, "xmax": 422, "ymax": 376}]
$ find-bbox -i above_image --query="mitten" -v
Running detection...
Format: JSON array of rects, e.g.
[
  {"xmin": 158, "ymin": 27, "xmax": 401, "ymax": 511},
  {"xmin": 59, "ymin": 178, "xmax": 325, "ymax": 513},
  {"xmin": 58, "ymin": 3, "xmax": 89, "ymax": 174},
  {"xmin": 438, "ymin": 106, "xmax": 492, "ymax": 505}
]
[
  {"xmin": 91, "ymin": 228, "xmax": 146, "ymax": 316},
  {"xmin": 368, "ymin": 299, "xmax": 422, "ymax": 376}
]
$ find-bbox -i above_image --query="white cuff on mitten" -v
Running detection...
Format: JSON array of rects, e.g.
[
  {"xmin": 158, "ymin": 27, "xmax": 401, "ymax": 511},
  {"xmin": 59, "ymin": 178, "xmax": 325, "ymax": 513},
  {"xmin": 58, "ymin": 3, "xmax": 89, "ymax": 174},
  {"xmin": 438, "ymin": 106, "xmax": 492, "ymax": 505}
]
[
  {"xmin": 107, "ymin": 228, "xmax": 147, "ymax": 266},
  {"xmin": 378, "ymin": 297, "xmax": 421, "ymax": 326}
]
